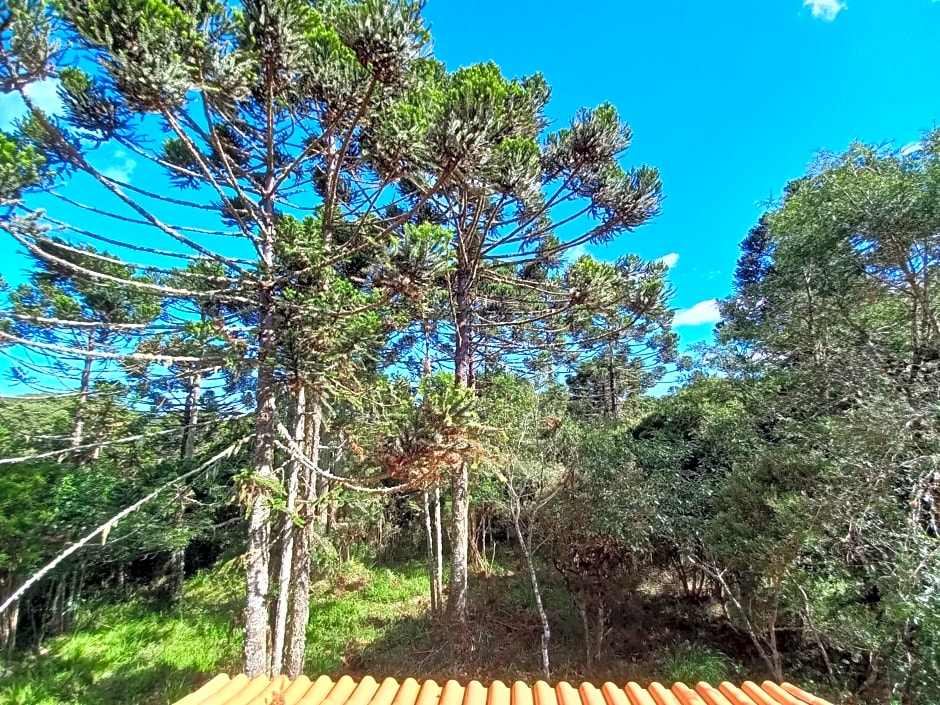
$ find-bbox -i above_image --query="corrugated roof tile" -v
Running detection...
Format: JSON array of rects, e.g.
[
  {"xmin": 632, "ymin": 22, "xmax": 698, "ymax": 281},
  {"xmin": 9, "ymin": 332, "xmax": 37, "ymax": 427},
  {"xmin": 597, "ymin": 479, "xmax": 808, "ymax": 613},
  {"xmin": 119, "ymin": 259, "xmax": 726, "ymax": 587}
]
[
  {"xmin": 440, "ymin": 680, "xmax": 466, "ymax": 705},
  {"xmin": 648, "ymin": 681, "xmax": 681, "ymax": 705},
  {"xmin": 172, "ymin": 675, "xmax": 833, "ymax": 705},
  {"xmin": 624, "ymin": 682, "xmax": 656, "ymax": 705},
  {"xmin": 693, "ymin": 682, "xmax": 734, "ymax": 705},
  {"xmin": 512, "ymin": 680, "xmax": 534, "ymax": 705},
  {"xmin": 533, "ymin": 680, "xmax": 557, "ymax": 705},
  {"xmin": 779, "ymin": 683, "xmax": 829, "ymax": 705}
]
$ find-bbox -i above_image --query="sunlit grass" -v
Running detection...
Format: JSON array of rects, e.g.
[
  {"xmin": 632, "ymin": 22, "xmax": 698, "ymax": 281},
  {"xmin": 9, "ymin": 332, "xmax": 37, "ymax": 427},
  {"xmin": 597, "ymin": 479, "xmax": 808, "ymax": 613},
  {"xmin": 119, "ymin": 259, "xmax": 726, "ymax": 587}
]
[
  {"xmin": 0, "ymin": 559, "xmax": 762, "ymax": 705},
  {"xmin": 0, "ymin": 560, "xmax": 429, "ymax": 705},
  {"xmin": 661, "ymin": 642, "xmax": 735, "ymax": 685}
]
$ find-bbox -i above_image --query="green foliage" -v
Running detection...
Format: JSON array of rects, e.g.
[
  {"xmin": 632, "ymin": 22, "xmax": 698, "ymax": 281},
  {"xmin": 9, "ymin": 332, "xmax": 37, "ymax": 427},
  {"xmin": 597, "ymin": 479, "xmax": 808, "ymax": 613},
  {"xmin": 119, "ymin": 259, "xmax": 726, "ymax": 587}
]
[
  {"xmin": 0, "ymin": 133, "xmax": 46, "ymax": 200},
  {"xmin": 0, "ymin": 560, "xmax": 433, "ymax": 704},
  {"xmin": 0, "ymin": 566, "xmax": 244, "ymax": 705},
  {"xmin": 661, "ymin": 643, "xmax": 733, "ymax": 686}
]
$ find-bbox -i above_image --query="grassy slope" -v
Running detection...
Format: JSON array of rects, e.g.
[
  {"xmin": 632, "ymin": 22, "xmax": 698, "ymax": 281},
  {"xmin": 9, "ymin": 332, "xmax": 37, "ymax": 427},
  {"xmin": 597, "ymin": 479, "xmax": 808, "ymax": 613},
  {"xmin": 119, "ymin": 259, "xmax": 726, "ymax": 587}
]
[
  {"xmin": 0, "ymin": 561, "xmax": 429, "ymax": 705},
  {"xmin": 0, "ymin": 561, "xmax": 760, "ymax": 705}
]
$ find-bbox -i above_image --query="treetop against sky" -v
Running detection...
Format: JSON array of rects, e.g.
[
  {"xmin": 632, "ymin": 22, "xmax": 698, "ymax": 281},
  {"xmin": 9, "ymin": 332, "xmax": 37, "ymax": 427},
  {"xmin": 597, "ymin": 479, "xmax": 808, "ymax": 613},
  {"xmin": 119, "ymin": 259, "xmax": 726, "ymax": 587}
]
[{"xmin": 1, "ymin": 0, "xmax": 939, "ymax": 392}]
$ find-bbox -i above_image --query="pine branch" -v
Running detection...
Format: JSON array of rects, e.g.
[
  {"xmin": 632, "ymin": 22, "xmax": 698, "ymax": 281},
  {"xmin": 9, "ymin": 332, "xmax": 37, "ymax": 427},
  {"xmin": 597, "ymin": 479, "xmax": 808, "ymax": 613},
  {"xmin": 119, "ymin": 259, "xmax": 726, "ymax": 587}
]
[{"xmin": 0, "ymin": 412, "xmax": 248, "ymax": 466}]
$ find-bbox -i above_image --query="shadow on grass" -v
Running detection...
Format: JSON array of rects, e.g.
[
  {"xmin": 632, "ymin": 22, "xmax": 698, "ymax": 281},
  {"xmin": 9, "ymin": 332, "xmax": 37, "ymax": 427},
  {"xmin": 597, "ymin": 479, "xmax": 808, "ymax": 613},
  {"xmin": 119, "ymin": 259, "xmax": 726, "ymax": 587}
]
[
  {"xmin": 1, "ymin": 570, "xmax": 244, "ymax": 705},
  {"xmin": 352, "ymin": 569, "xmax": 766, "ymax": 686},
  {"xmin": 2, "ymin": 656, "xmax": 207, "ymax": 705}
]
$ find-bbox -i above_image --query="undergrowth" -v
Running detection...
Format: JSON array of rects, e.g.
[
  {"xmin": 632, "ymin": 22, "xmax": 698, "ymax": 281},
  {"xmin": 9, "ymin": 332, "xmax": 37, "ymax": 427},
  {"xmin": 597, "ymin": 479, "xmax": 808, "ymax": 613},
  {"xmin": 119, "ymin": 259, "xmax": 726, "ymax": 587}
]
[
  {"xmin": 661, "ymin": 642, "xmax": 733, "ymax": 685},
  {"xmin": 0, "ymin": 560, "xmax": 429, "ymax": 705},
  {"xmin": 0, "ymin": 560, "xmax": 760, "ymax": 705}
]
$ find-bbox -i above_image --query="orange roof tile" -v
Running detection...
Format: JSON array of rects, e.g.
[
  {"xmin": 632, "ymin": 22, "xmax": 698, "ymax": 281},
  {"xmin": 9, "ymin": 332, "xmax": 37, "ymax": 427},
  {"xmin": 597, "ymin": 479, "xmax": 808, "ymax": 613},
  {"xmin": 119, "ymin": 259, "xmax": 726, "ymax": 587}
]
[{"xmin": 171, "ymin": 676, "xmax": 834, "ymax": 705}]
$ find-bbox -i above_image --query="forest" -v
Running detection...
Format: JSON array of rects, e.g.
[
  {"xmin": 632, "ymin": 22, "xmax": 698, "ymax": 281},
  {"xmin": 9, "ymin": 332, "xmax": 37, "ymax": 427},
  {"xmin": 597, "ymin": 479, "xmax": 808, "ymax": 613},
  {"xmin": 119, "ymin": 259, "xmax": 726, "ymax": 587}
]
[{"xmin": 0, "ymin": 1, "xmax": 938, "ymax": 704}]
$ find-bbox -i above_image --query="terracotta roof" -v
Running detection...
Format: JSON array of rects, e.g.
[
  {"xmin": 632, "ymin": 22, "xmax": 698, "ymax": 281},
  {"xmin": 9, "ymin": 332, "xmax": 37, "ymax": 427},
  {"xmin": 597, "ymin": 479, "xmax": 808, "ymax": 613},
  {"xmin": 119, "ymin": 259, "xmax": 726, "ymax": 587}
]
[{"xmin": 171, "ymin": 674, "xmax": 835, "ymax": 705}]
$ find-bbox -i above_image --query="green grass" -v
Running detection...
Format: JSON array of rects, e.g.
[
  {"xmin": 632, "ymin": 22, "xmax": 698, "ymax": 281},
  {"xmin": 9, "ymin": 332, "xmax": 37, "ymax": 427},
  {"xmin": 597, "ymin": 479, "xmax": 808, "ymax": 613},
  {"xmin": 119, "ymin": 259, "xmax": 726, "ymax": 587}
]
[
  {"xmin": 306, "ymin": 562, "xmax": 429, "ymax": 674},
  {"xmin": 0, "ymin": 560, "xmax": 429, "ymax": 705},
  {"xmin": 1, "ymin": 559, "xmax": 769, "ymax": 705},
  {"xmin": 661, "ymin": 642, "xmax": 735, "ymax": 685}
]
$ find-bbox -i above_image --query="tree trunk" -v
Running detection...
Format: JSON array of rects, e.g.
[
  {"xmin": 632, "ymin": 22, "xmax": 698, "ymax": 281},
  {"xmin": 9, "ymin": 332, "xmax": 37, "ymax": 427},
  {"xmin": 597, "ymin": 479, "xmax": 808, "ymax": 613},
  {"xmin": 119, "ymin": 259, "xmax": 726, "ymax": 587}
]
[
  {"xmin": 272, "ymin": 384, "xmax": 305, "ymax": 676},
  {"xmin": 48, "ymin": 576, "xmax": 64, "ymax": 635},
  {"xmin": 447, "ymin": 465, "xmax": 470, "ymax": 622},
  {"xmin": 607, "ymin": 346, "xmax": 617, "ymax": 419},
  {"xmin": 594, "ymin": 603, "xmax": 607, "ymax": 666},
  {"xmin": 285, "ymin": 400, "xmax": 322, "ymax": 679},
  {"xmin": 316, "ymin": 433, "xmax": 330, "ymax": 531},
  {"xmin": 423, "ymin": 488, "xmax": 438, "ymax": 614},
  {"xmin": 580, "ymin": 600, "xmax": 593, "ymax": 668},
  {"xmin": 468, "ymin": 511, "xmax": 485, "ymax": 572},
  {"xmin": 72, "ymin": 329, "xmax": 96, "ymax": 450},
  {"xmin": 3, "ymin": 602, "xmax": 17, "ymax": 654},
  {"xmin": 447, "ymin": 266, "xmax": 473, "ymax": 623},
  {"xmin": 433, "ymin": 481, "xmax": 444, "ymax": 613},
  {"xmin": 510, "ymin": 496, "xmax": 551, "ymax": 679},
  {"xmin": 180, "ymin": 373, "xmax": 202, "ymax": 460},
  {"xmin": 169, "ymin": 372, "xmax": 202, "ymax": 603},
  {"xmin": 243, "ymin": 218, "xmax": 279, "ymax": 676},
  {"xmin": 0, "ymin": 575, "xmax": 17, "ymax": 653}
]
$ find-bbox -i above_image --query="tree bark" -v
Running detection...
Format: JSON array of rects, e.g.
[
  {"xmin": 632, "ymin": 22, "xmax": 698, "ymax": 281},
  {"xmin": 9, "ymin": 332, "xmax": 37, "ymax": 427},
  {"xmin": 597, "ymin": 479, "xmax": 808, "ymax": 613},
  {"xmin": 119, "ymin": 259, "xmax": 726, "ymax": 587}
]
[
  {"xmin": 285, "ymin": 400, "xmax": 322, "ymax": 679},
  {"xmin": 272, "ymin": 384, "xmax": 305, "ymax": 675},
  {"xmin": 243, "ymin": 206, "xmax": 279, "ymax": 676},
  {"xmin": 169, "ymin": 372, "xmax": 202, "ymax": 602},
  {"xmin": 509, "ymin": 493, "xmax": 551, "ymax": 679},
  {"xmin": 180, "ymin": 373, "xmax": 202, "ymax": 460},
  {"xmin": 71, "ymin": 329, "xmax": 96, "ymax": 449},
  {"xmin": 447, "ymin": 266, "xmax": 473, "ymax": 623},
  {"xmin": 0, "ymin": 575, "xmax": 17, "ymax": 653},
  {"xmin": 423, "ymin": 488, "xmax": 438, "ymax": 614},
  {"xmin": 433, "ymin": 481, "xmax": 444, "ymax": 614},
  {"xmin": 607, "ymin": 346, "xmax": 618, "ymax": 419}
]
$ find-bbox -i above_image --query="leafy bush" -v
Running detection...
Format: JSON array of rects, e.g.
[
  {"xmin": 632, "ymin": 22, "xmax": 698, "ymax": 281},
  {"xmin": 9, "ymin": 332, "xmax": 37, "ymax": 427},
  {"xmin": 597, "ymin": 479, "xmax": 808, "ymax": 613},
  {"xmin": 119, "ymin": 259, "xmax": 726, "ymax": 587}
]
[{"xmin": 661, "ymin": 642, "xmax": 732, "ymax": 685}]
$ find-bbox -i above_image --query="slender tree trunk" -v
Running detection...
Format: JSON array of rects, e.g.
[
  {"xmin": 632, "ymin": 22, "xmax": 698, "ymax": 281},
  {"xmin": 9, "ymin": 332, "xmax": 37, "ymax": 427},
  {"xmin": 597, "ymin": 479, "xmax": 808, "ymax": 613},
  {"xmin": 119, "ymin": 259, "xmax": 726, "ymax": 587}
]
[
  {"xmin": 433, "ymin": 481, "xmax": 444, "ymax": 613},
  {"xmin": 3, "ymin": 603, "xmax": 17, "ymax": 653},
  {"xmin": 285, "ymin": 400, "xmax": 322, "ymax": 679},
  {"xmin": 447, "ymin": 267, "xmax": 473, "ymax": 623},
  {"xmin": 72, "ymin": 329, "xmax": 96, "ymax": 449},
  {"xmin": 67, "ymin": 565, "xmax": 82, "ymax": 630},
  {"xmin": 316, "ymin": 432, "xmax": 330, "ymax": 531},
  {"xmin": 180, "ymin": 373, "xmax": 202, "ymax": 460},
  {"xmin": 423, "ymin": 489, "xmax": 438, "ymax": 614},
  {"xmin": 170, "ymin": 372, "xmax": 202, "ymax": 602},
  {"xmin": 0, "ymin": 575, "xmax": 17, "ymax": 653},
  {"xmin": 607, "ymin": 346, "xmax": 617, "ymax": 418},
  {"xmin": 509, "ymin": 496, "xmax": 551, "ymax": 679},
  {"xmin": 48, "ymin": 576, "xmax": 63, "ymax": 635},
  {"xmin": 594, "ymin": 604, "xmax": 607, "ymax": 666},
  {"xmin": 244, "ymin": 183, "xmax": 279, "ymax": 676},
  {"xmin": 316, "ymin": 476, "xmax": 330, "ymax": 530},
  {"xmin": 420, "ymin": 319, "xmax": 444, "ymax": 615},
  {"xmin": 580, "ymin": 601, "xmax": 592, "ymax": 668},
  {"xmin": 272, "ymin": 385, "xmax": 305, "ymax": 676}
]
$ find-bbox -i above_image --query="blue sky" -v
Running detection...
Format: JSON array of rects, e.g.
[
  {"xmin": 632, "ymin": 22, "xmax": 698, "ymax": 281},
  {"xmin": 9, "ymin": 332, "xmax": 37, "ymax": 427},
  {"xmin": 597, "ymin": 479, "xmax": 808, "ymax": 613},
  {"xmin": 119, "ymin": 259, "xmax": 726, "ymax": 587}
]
[
  {"xmin": 2, "ymin": 0, "xmax": 939, "ymax": 388},
  {"xmin": 423, "ymin": 0, "xmax": 940, "ymax": 345}
]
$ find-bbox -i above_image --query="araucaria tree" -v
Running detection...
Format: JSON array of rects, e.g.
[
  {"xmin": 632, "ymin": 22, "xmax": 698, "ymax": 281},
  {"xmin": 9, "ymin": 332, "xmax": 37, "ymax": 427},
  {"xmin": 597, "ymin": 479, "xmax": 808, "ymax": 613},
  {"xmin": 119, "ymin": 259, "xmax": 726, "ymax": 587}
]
[
  {"xmin": 0, "ymin": 0, "xmax": 667, "ymax": 677},
  {"xmin": 1, "ymin": 0, "xmax": 473, "ymax": 676},
  {"xmin": 412, "ymin": 68, "xmax": 663, "ymax": 621}
]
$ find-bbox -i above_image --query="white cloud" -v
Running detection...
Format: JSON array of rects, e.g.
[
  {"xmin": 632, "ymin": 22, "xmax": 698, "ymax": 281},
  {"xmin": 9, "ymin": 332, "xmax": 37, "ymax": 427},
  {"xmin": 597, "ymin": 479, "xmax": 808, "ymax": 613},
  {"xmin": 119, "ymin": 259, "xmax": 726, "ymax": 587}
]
[
  {"xmin": 101, "ymin": 150, "xmax": 137, "ymax": 183},
  {"xmin": 901, "ymin": 142, "xmax": 923, "ymax": 157},
  {"xmin": 673, "ymin": 299, "xmax": 722, "ymax": 327},
  {"xmin": 804, "ymin": 0, "xmax": 846, "ymax": 21},
  {"xmin": 0, "ymin": 78, "xmax": 63, "ymax": 130},
  {"xmin": 564, "ymin": 244, "xmax": 589, "ymax": 264},
  {"xmin": 25, "ymin": 79, "xmax": 63, "ymax": 115},
  {"xmin": 655, "ymin": 252, "xmax": 680, "ymax": 269}
]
